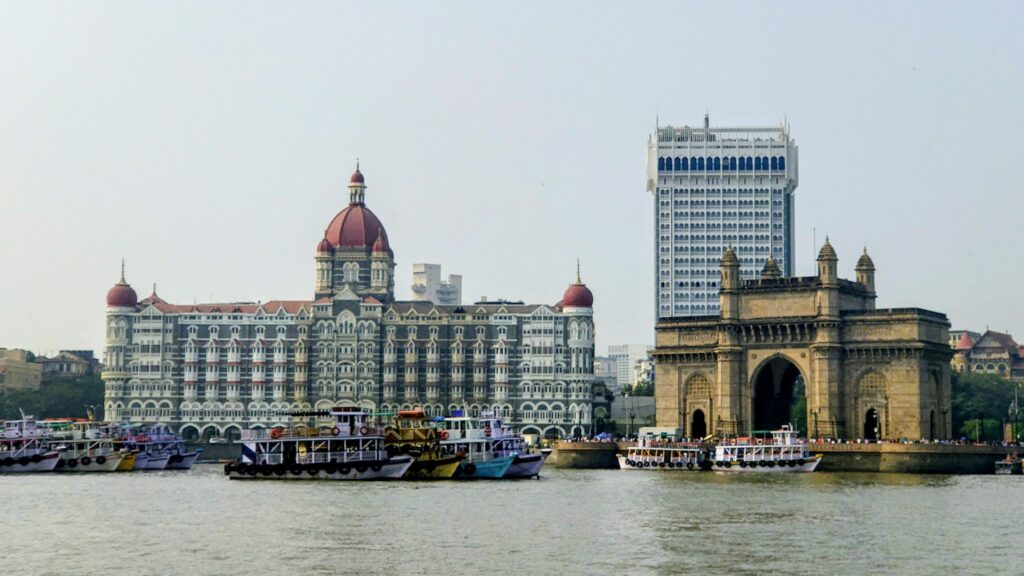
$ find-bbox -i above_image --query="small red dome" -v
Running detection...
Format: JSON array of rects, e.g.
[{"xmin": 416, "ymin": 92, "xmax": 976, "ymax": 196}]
[
  {"xmin": 317, "ymin": 237, "xmax": 333, "ymax": 254},
  {"xmin": 106, "ymin": 280, "xmax": 138, "ymax": 308},
  {"xmin": 350, "ymin": 170, "xmax": 364, "ymax": 184},
  {"xmin": 372, "ymin": 230, "xmax": 388, "ymax": 254},
  {"xmin": 562, "ymin": 282, "xmax": 593, "ymax": 308}
]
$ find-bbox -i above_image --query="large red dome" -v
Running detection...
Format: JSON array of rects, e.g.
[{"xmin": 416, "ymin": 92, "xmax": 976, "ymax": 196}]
[
  {"xmin": 324, "ymin": 204, "xmax": 391, "ymax": 252},
  {"xmin": 562, "ymin": 282, "xmax": 593, "ymax": 308},
  {"xmin": 106, "ymin": 280, "xmax": 138, "ymax": 308}
]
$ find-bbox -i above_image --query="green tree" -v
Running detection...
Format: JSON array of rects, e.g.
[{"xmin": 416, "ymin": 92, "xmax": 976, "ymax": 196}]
[
  {"xmin": 0, "ymin": 376, "xmax": 104, "ymax": 420},
  {"xmin": 951, "ymin": 372, "xmax": 1020, "ymax": 441}
]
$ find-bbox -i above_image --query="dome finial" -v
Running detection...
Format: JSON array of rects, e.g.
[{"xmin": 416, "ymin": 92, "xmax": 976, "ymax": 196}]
[
  {"xmin": 576, "ymin": 258, "xmax": 582, "ymax": 284},
  {"xmin": 120, "ymin": 257, "xmax": 126, "ymax": 283}
]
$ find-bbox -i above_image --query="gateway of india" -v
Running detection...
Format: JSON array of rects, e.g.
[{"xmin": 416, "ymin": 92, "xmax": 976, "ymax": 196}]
[
  {"xmin": 102, "ymin": 167, "xmax": 597, "ymax": 440},
  {"xmin": 654, "ymin": 240, "xmax": 953, "ymax": 440}
]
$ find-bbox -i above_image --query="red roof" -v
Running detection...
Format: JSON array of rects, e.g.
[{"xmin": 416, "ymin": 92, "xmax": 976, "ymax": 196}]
[
  {"xmin": 350, "ymin": 169, "xmax": 364, "ymax": 184},
  {"xmin": 324, "ymin": 203, "xmax": 391, "ymax": 253},
  {"xmin": 146, "ymin": 299, "xmax": 312, "ymax": 315},
  {"xmin": 106, "ymin": 280, "xmax": 138, "ymax": 308},
  {"xmin": 317, "ymin": 237, "xmax": 333, "ymax": 254},
  {"xmin": 562, "ymin": 282, "xmax": 593, "ymax": 308},
  {"xmin": 363, "ymin": 296, "xmax": 382, "ymax": 305},
  {"xmin": 955, "ymin": 332, "xmax": 974, "ymax": 351}
]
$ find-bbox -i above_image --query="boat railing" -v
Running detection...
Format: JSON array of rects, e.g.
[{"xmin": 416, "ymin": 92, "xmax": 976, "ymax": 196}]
[
  {"xmin": 241, "ymin": 426, "xmax": 382, "ymax": 441},
  {"xmin": 256, "ymin": 450, "xmax": 382, "ymax": 465}
]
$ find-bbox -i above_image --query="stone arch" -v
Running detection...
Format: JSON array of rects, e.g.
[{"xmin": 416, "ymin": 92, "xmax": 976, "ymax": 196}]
[
  {"xmin": 682, "ymin": 373, "xmax": 714, "ymax": 437},
  {"xmin": 856, "ymin": 370, "xmax": 888, "ymax": 440},
  {"xmin": 200, "ymin": 424, "xmax": 222, "ymax": 442},
  {"xmin": 749, "ymin": 354, "xmax": 807, "ymax": 433},
  {"xmin": 179, "ymin": 424, "xmax": 200, "ymax": 442},
  {"xmin": 222, "ymin": 425, "xmax": 242, "ymax": 442}
]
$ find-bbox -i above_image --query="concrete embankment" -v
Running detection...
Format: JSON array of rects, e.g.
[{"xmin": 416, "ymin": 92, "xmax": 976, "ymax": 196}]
[
  {"xmin": 811, "ymin": 443, "xmax": 1015, "ymax": 474},
  {"xmin": 549, "ymin": 440, "xmax": 1016, "ymax": 474}
]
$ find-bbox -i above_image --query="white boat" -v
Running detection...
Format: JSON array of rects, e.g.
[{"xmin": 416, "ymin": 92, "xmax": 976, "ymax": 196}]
[
  {"xmin": 225, "ymin": 407, "xmax": 413, "ymax": 480},
  {"xmin": 479, "ymin": 412, "xmax": 548, "ymax": 478},
  {"xmin": 995, "ymin": 454, "xmax": 1023, "ymax": 475},
  {"xmin": 437, "ymin": 412, "xmax": 515, "ymax": 479},
  {"xmin": 711, "ymin": 425, "xmax": 822, "ymax": 473},
  {"xmin": 38, "ymin": 420, "xmax": 128, "ymax": 472},
  {"xmin": 113, "ymin": 424, "xmax": 200, "ymax": 471},
  {"xmin": 0, "ymin": 416, "xmax": 63, "ymax": 473},
  {"xmin": 617, "ymin": 433, "xmax": 706, "ymax": 471}
]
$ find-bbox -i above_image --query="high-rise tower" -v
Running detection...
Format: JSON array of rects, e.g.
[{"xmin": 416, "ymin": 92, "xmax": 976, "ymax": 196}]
[{"xmin": 646, "ymin": 116, "xmax": 799, "ymax": 318}]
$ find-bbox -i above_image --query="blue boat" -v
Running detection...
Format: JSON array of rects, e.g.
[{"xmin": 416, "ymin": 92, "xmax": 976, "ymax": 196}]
[{"xmin": 437, "ymin": 414, "xmax": 514, "ymax": 480}]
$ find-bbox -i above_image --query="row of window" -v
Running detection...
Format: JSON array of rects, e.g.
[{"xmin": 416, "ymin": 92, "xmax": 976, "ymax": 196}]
[{"xmin": 658, "ymin": 155, "xmax": 787, "ymax": 172}]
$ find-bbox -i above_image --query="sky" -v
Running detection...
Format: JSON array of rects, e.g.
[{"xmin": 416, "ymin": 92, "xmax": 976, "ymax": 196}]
[{"xmin": 1, "ymin": 1, "xmax": 1022, "ymax": 357}]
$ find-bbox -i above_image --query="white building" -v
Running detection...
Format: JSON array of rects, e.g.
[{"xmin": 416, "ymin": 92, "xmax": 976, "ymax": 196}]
[
  {"xmin": 103, "ymin": 168, "xmax": 596, "ymax": 440},
  {"xmin": 646, "ymin": 115, "xmax": 799, "ymax": 318},
  {"xmin": 607, "ymin": 344, "xmax": 650, "ymax": 390},
  {"xmin": 411, "ymin": 263, "xmax": 462, "ymax": 306}
]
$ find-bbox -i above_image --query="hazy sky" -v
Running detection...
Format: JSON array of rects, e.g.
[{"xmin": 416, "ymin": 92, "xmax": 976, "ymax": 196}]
[{"xmin": 2, "ymin": 2, "xmax": 1022, "ymax": 357}]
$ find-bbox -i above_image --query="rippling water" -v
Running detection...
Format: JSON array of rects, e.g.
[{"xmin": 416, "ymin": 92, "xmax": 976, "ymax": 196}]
[{"xmin": 1, "ymin": 465, "xmax": 1021, "ymax": 575}]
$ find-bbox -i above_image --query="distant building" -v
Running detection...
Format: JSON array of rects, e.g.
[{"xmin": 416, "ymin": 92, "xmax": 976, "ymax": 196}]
[
  {"xmin": 952, "ymin": 330, "xmax": 1024, "ymax": 380},
  {"xmin": 949, "ymin": 330, "xmax": 981, "ymax": 350},
  {"xmin": 594, "ymin": 356, "xmax": 618, "ymax": 385},
  {"xmin": 647, "ymin": 115, "xmax": 799, "ymax": 318},
  {"xmin": 607, "ymin": 344, "xmax": 651, "ymax": 389},
  {"xmin": 39, "ymin": 350, "xmax": 100, "ymax": 378},
  {"xmin": 411, "ymin": 264, "xmax": 462, "ymax": 305},
  {"xmin": 0, "ymin": 349, "xmax": 43, "ymax": 393},
  {"xmin": 633, "ymin": 357, "xmax": 655, "ymax": 389}
]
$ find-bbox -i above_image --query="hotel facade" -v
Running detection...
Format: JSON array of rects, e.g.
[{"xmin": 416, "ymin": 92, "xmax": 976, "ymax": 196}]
[{"xmin": 103, "ymin": 169, "xmax": 598, "ymax": 440}]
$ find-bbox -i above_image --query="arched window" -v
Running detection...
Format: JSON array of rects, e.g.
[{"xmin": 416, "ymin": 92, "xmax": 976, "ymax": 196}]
[
  {"xmin": 658, "ymin": 157, "xmax": 665, "ymax": 171},
  {"xmin": 680, "ymin": 157, "xmax": 688, "ymax": 171},
  {"xmin": 754, "ymin": 157, "xmax": 762, "ymax": 170},
  {"xmin": 778, "ymin": 156, "xmax": 785, "ymax": 170},
  {"xmin": 770, "ymin": 157, "xmax": 778, "ymax": 170},
  {"xmin": 697, "ymin": 157, "xmax": 705, "ymax": 170},
  {"xmin": 673, "ymin": 157, "xmax": 681, "ymax": 171},
  {"xmin": 690, "ymin": 157, "xmax": 697, "ymax": 170},
  {"xmin": 713, "ymin": 157, "xmax": 721, "ymax": 170},
  {"xmin": 761, "ymin": 156, "xmax": 769, "ymax": 169},
  {"xmin": 729, "ymin": 157, "xmax": 737, "ymax": 170},
  {"xmin": 746, "ymin": 156, "xmax": 753, "ymax": 170}
]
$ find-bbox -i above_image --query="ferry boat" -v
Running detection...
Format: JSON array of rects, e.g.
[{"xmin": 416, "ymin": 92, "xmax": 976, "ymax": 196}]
[
  {"xmin": 437, "ymin": 412, "xmax": 515, "ymax": 479},
  {"xmin": 711, "ymin": 425, "xmax": 822, "ymax": 473},
  {"xmin": 40, "ymin": 419, "xmax": 128, "ymax": 472},
  {"xmin": 995, "ymin": 453, "xmax": 1023, "ymax": 475},
  {"xmin": 617, "ymin": 433, "xmax": 706, "ymax": 471},
  {"xmin": 114, "ymin": 424, "xmax": 200, "ymax": 471},
  {"xmin": 224, "ymin": 407, "xmax": 413, "ymax": 480},
  {"xmin": 384, "ymin": 409, "xmax": 462, "ymax": 479},
  {"xmin": 479, "ymin": 412, "xmax": 548, "ymax": 478},
  {"xmin": 0, "ymin": 416, "xmax": 63, "ymax": 473}
]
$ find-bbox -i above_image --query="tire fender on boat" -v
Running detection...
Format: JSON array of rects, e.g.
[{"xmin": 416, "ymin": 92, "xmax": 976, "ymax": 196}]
[{"xmin": 81, "ymin": 456, "xmax": 92, "ymax": 466}]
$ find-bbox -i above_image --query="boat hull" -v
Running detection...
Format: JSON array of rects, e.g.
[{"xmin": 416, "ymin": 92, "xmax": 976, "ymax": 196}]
[
  {"xmin": 711, "ymin": 455, "xmax": 822, "ymax": 473},
  {"xmin": 55, "ymin": 452, "xmax": 126, "ymax": 473},
  {"xmin": 455, "ymin": 455, "xmax": 514, "ymax": 479},
  {"xmin": 226, "ymin": 456, "xmax": 413, "ymax": 480},
  {"xmin": 132, "ymin": 452, "xmax": 151, "ymax": 470},
  {"xmin": 143, "ymin": 453, "xmax": 171, "ymax": 470},
  {"xmin": 0, "ymin": 451, "xmax": 61, "ymax": 473},
  {"xmin": 164, "ymin": 450, "xmax": 201, "ymax": 470},
  {"xmin": 116, "ymin": 452, "xmax": 138, "ymax": 471},
  {"xmin": 404, "ymin": 455, "xmax": 462, "ymax": 479},
  {"xmin": 503, "ymin": 453, "xmax": 546, "ymax": 478}
]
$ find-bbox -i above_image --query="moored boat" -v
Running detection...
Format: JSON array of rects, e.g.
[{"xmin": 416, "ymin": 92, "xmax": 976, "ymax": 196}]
[
  {"xmin": 384, "ymin": 409, "xmax": 461, "ymax": 479},
  {"xmin": 617, "ymin": 434, "xmax": 706, "ymax": 471},
  {"xmin": 711, "ymin": 425, "xmax": 821, "ymax": 473},
  {"xmin": 39, "ymin": 420, "xmax": 128, "ymax": 472},
  {"xmin": 995, "ymin": 453, "xmax": 1023, "ymax": 475},
  {"xmin": 0, "ymin": 416, "xmax": 63, "ymax": 474},
  {"xmin": 224, "ymin": 407, "xmax": 413, "ymax": 480},
  {"xmin": 479, "ymin": 412, "xmax": 548, "ymax": 478},
  {"xmin": 437, "ymin": 412, "xmax": 514, "ymax": 479}
]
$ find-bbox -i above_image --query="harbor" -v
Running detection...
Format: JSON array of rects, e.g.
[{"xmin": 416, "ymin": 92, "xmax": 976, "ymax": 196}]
[{"xmin": 1, "ymin": 464, "xmax": 1019, "ymax": 576}]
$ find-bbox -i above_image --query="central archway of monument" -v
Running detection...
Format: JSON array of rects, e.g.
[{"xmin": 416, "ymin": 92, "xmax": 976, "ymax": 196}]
[{"xmin": 752, "ymin": 357, "xmax": 805, "ymax": 433}]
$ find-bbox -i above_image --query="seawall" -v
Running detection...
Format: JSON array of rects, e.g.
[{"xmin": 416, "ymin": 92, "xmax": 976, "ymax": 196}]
[
  {"xmin": 188, "ymin": 442, "xmax": 240, "ymax": 462},
  {"xmin": 550, "ymin": 441, "xmax": 1017, "ymax": 473}
]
